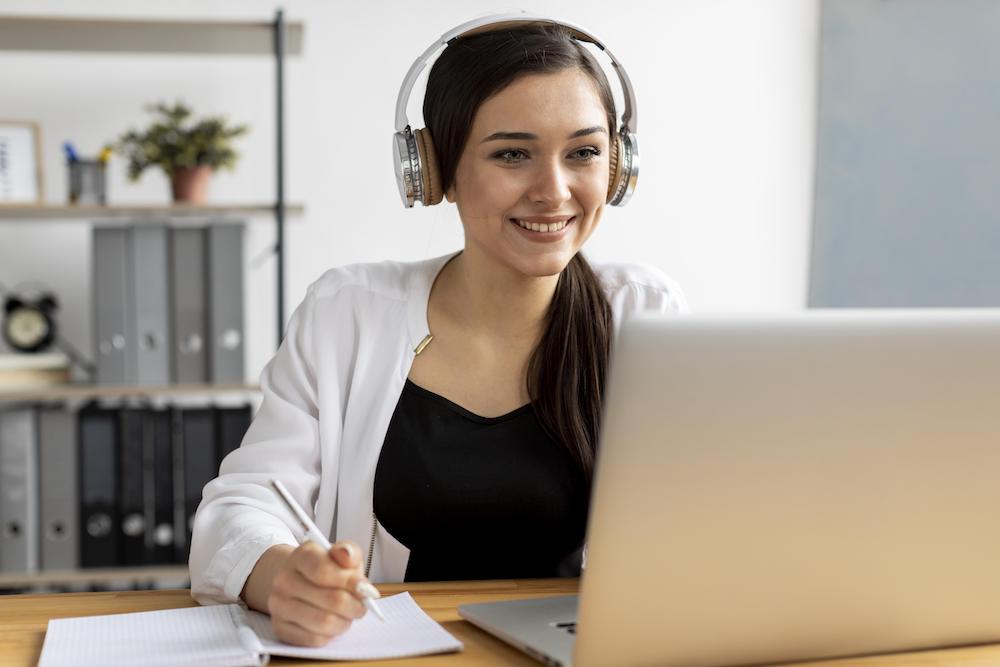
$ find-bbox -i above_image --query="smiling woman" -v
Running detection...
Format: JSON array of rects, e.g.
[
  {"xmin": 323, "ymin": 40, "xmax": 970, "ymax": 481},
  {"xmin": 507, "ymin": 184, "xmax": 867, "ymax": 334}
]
[
  {"xmin": 444, "ymin": 68, "xmax": 610, "ymax": 279},
  {"xmin": 189, "ymin": 13, "xmax": 688, "ymax": 648}
]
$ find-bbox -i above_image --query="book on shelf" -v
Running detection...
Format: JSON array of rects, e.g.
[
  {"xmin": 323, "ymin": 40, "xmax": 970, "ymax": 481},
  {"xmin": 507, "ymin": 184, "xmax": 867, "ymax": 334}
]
[{"xmin": 0, "ymin": 353, "xmax": 71, "ymax": 391}]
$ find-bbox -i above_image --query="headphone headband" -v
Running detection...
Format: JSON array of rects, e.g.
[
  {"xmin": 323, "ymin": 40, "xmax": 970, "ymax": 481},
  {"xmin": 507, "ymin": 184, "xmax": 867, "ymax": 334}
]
[{"xmin": 393, "ymin": 12, "xmax": 638, "ymax": 136}]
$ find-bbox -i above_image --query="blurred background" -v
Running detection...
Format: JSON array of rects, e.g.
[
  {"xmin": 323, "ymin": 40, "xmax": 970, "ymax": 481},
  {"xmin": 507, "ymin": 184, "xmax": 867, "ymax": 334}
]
[
  {"xmin": 3, "ymin": 0, "xmax": 998, "ymax": 592},
  {"xmin": 0, "ymin": 0, "xmax": 820, "ymax": 375}
]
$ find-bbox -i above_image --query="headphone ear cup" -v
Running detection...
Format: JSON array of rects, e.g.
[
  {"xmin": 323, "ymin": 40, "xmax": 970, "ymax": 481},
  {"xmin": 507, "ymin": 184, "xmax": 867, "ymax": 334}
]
[
  {"xmin": 606, "ymin": 133, "xmax": 622, "ymax": 204},
  {"xmin": 414, "ymin": 128, "xmax": 444, "ymax": 206},
  {"xmin": 607, "ymin": 132, "xmax": 638, "ymax": 206}
]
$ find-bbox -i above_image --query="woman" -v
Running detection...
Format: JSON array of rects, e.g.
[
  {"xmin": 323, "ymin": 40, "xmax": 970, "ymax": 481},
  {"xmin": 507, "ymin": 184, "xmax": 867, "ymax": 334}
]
[{"xmin": 190, "ymin": 15, "xmax": 687, "ymax": 647}]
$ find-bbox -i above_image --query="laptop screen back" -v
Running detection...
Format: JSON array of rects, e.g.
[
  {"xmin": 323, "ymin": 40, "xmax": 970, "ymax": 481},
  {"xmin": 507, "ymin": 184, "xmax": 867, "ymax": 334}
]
[{"xmin": 576, "ymin": 311, "xmax": 1000, "ymax": 667}]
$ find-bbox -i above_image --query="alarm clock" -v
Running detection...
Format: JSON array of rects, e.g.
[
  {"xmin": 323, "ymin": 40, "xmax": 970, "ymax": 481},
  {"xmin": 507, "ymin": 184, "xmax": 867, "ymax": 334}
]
[{"xmin": 2, "ymin": 293, "xmax": 58, "ymax": 353}]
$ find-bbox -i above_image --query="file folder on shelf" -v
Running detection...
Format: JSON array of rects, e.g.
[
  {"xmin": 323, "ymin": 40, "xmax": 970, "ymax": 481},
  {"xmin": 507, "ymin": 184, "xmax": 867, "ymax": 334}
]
[
  {"xmin": 147, "ymin": 408, "xmax": 176, "ymax": 565},
  {"xmin": 175, "ymin": 407, "xmax": 216, "ymax": 562},
  {"xmin": 118, "ymin": 407, "xmax": 146, "ymax": 566},
  {"xmin": 171, "ymin": 227, "xmax": 208, "ymax": 384},
  {"xmin": 0, "ymin": 407, "xmax": 39, "ymax": 573},
  {"xmin": 93, "ymin": 227, "xmax": 132, "ymax": 385},
  {"xmin": 131, "ymin": 225, "xmax": 172, "ymax": 386},
  {"xmin": 207, "ymin": 224, "xmax": 246, "ymax": 384},
  {"xmin": 78, "ymin": 404, "xmax": 120, "ymax": 568},
  {"xmin": 38, "ymin": 406, "xmax": 79, "ymax": 572},
  {"xmin": 215, "ymin": 405, "xmax": 251, "ymax": 468}
]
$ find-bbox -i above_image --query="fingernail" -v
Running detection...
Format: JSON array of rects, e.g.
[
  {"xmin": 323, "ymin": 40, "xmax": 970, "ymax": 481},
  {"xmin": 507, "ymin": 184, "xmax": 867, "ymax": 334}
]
[{"xmin": 356, "ymin": 580, "xmax": 381, "ymax": 600}]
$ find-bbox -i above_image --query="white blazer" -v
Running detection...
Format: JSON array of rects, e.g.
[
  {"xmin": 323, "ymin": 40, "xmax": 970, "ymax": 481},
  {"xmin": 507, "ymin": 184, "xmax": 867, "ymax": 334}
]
[{"xmin": 189, "ymin": 252, "xmax": 688, "ymax": 605}]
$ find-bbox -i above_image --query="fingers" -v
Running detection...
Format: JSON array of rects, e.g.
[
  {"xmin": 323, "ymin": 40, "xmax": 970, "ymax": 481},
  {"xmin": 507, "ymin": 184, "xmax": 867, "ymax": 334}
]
[
  {"xmin": 271, "ymin": 598, "xmax": 353, "ymax": 647},
  {"xmin": 328, "ymin": 541, "xmax": 374, "ymax": 600},
  {"xmin": 329, "ymin": 541, "xmax": 361, "ymax": 570},
  {"xmin": 276, "ymin": 575, "xmax": 367, "ymax": 622},
  {"xmin": 298, "ymin": 541, "xmax": 370, "ymax": 600},
  {"xmin": 266, "ymin": 541, "xmax": 371, "ymax": 647},
  {"xmin": 274, "ymin": 619, "xmax": 331, "ymax": 648},
  {"xmin": 273, "ymin": 548, "xmax": 366, "ymax": 611},
  {"xmin": 293, "ymin": 542, "xmax": 360, "ymax": 589}
]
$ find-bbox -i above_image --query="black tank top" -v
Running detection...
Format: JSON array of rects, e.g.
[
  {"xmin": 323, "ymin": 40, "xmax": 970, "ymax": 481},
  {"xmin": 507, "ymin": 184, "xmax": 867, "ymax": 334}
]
[{"xmin": 373, "ymin": 379, "xmax": 588, "ymax": 582}]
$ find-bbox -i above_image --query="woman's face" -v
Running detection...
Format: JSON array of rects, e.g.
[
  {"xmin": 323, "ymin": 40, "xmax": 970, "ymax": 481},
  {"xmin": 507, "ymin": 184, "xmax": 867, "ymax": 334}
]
[{"xmin": 446, "ymin": 67, "xmax": 612, "ymax": 279}]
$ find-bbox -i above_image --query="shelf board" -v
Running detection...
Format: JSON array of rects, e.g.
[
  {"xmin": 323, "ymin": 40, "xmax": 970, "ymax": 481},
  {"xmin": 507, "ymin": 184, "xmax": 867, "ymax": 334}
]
[
  {"xmin": 0, "ymin": 203, "xmax": 304, "ymax": 221},
  {"xmin": 0, "ymin": 382, "xmax": 260, "ymax": 403},
  {"xmin": 0, "ymin": 565, "xmax": 189, "ymax": 589},
  {"xmin": 0, "ymin": 15, "xmax": 303, "ymax": 55}
]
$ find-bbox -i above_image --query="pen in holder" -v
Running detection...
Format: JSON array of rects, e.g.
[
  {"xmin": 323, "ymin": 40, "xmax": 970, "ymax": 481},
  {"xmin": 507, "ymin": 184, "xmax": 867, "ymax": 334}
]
[{"xmin": 65, "ymin": 142, "xmax": 108, "ymax": 205}]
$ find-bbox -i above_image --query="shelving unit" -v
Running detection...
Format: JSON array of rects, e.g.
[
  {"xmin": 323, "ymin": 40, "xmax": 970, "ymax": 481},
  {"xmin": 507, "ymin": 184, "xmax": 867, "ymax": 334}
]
[
  {"xmin": 0, "ymin": 11, "xmax": 303, "ymax": 341},
  {"xmin": 0, "ymin": 204, "xmax": 304, "ymax": 221},
  {"xmin": 0, "ymin": 11, "xmax": 303, "ymax": 591},
  {"xmin": 0, "ymin": 383, "xmax": 260, "ymax": 404},
  {"xmin": 0, "ymin": 565, "xmax": 189, "ymax": 590},
  {"xmin": 0, "ymin": 16, "xmax": 302, "ymax": 54}
]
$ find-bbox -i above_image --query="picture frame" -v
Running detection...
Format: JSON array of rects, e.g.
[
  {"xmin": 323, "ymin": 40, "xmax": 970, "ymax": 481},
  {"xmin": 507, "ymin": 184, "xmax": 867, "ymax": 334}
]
[{"xmin": 0, "ymin": 119, "xmax": 44, "ymax": 205}]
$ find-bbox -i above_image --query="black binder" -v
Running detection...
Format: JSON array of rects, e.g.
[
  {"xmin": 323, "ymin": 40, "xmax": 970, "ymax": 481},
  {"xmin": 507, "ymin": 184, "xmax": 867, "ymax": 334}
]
[
  {"xmin": 176, "ymin": 407, "xmax": 217, "ymax": 562},
  {"xmin": 215, "ymin": 405, "xmax": 252, "ymax": 468},
  {"xmin": 118, "ymin": 407, "xmax": 146, "ymax": 566},
  {"xmin": 78, "ymin": 404, "xmax": 120, "ymax": 568},
  {"xmin": 146, "ymin": 408, "xmax": 176, "ymax": 565}
]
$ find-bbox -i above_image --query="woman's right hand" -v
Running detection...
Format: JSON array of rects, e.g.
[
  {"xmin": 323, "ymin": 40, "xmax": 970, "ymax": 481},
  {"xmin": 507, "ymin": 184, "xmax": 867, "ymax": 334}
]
[{"xmin": 250, "ymin": 540, "xmax": 370, "ymax": 647}]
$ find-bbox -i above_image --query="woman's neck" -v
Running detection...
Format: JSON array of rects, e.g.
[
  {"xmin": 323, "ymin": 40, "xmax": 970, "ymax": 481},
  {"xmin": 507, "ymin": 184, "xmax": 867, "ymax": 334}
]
[{"xmin": 433, "ymin": 250, "xmax": 559, "ymax": 343}]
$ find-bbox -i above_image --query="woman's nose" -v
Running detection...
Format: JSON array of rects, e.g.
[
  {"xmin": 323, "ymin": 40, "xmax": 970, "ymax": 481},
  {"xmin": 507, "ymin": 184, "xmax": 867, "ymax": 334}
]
[{"xmin": 528, "ymin": 159, "xmax": 572, "ymax": 207}]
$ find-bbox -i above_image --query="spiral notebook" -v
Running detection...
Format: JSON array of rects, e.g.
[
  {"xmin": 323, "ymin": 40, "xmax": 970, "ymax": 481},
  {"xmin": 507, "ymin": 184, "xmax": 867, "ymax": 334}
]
[{"xmin": 38, "ymin": 592, "xmax": 462, "ymax": 667}]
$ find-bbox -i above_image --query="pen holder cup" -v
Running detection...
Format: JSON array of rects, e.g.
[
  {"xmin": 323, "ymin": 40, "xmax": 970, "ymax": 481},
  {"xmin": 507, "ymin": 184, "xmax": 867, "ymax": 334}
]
[{"xmin": 68, "ymin": 159, "xmax": 106, "ymax": 205}]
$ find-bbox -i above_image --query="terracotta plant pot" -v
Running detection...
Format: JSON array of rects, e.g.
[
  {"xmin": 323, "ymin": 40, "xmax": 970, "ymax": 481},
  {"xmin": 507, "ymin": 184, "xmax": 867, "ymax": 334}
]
[{"xmin": 171, "ymin": 165, "xmax": 213, "ymax": 203}]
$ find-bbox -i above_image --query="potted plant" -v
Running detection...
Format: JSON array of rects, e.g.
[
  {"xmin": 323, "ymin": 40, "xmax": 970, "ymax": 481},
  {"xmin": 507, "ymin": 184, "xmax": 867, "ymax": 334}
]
[{"xmin": 114, "ymin": 101, "xmax": 249, "ymax": 203}]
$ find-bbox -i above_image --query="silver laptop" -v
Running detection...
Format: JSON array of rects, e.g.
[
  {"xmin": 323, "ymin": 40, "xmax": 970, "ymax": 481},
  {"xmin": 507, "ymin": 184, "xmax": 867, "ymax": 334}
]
[{"xmin": 460, "ymin": 310, "xmax": 1000, "ymax": 667}]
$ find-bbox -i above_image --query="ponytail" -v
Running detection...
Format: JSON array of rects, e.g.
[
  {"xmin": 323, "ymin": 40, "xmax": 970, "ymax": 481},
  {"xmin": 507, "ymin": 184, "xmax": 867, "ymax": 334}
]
[{"xmin": 527, "ymin": 254, "xmax": 613, "ymax": 484}]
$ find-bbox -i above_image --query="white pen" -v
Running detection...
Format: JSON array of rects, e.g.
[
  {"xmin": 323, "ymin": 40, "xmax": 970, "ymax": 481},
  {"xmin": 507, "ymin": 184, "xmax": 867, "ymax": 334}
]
[{"xmin": 270, "ymin": 478, "xmax": 386, "ymax": 622}]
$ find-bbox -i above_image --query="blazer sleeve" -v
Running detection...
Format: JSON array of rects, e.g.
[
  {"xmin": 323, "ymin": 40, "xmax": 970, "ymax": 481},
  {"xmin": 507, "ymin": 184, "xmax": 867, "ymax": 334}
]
[{"xmin": 189, "ymin": 284, "xmax": 324, "ymax": 605}]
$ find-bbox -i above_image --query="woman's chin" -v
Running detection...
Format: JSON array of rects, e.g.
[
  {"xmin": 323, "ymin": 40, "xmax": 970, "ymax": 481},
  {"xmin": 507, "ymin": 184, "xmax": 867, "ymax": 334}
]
[{"xmin": 511, "ymin": 251, "xmax": 577, "ymax": 279}]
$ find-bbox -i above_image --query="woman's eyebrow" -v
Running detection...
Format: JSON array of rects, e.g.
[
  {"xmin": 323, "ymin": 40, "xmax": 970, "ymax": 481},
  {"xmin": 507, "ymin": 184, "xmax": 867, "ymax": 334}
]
[
  {"xmin": 481, "ymin": 131, "xmax": 536, "ymax": 142},
  {"xmin": 480, "ymin": 126, "xmax": 608, "ymax": 143},
  {"xmin": 568, "ymin": 126, "xmax": 608, "ymax": 139}
]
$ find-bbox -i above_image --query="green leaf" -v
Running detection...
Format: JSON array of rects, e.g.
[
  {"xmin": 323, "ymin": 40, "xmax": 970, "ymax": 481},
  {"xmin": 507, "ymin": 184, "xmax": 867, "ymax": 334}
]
[{"xmin": 112, "ymin": 100, "xmax": 250, "ymax": 179}]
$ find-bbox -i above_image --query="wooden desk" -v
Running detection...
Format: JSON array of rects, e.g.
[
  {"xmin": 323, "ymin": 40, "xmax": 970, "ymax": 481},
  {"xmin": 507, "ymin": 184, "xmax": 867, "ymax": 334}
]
[{"xmin": 2, "ymin": 579, "xmax": 1000, "ymax": 666}]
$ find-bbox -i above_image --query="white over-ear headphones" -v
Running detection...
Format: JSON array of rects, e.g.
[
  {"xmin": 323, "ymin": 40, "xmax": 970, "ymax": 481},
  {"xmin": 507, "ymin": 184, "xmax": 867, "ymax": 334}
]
[{"xmin": 393, "ymin": 11, "xmax": 639, "ymax": 209}]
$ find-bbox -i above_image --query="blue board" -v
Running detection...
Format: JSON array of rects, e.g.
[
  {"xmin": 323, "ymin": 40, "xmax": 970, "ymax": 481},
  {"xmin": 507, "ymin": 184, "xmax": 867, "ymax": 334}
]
[{"xmin": 810, "ymin": 0, "xmax": 1000, "ymax": 306}]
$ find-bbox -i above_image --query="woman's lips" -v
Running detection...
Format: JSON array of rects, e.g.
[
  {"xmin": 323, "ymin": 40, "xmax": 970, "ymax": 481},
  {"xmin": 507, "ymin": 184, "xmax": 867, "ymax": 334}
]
[{"xmin": 509, "ymin": 216, "xmax": 576, "ymax": 241}]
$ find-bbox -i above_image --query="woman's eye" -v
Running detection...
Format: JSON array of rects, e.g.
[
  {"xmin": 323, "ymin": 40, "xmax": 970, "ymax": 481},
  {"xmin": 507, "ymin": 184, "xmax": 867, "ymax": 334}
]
[
  {"xmin": 571, "ymin": 147, "xmax": 601, "ymax": 161},
  {"xmin": 493, "ymin": 149, "xmax": 527, "ymax": 163}
]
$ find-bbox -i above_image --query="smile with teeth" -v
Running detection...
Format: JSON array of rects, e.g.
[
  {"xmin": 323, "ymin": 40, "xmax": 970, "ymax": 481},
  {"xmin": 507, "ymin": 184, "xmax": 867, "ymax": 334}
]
[{"xmin": 512, "ymin": 217, "xmax": 574, "ymax": 233}]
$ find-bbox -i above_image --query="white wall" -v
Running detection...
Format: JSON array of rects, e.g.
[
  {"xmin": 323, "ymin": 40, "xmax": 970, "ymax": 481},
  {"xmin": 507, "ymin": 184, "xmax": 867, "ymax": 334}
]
[{"xmin": 0, "ymin": 0, "xmax": 819, "ymax": 380}]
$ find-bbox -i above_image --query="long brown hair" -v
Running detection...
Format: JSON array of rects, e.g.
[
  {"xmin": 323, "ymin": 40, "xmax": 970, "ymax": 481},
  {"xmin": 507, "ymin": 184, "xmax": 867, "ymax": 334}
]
[{"xmin": 423, "ymin": 23, "xmax": 616, "ymax": 481}]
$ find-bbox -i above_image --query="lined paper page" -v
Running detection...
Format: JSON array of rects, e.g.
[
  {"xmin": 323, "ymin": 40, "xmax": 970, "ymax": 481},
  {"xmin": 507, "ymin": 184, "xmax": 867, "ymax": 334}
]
[
  {"xmin": 245, "ymin": 592, "xmax": 463, "ymax": 660},
  {"xmin": 37, "ymin": 604, "xmax": 265, "ymax": 667}
]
